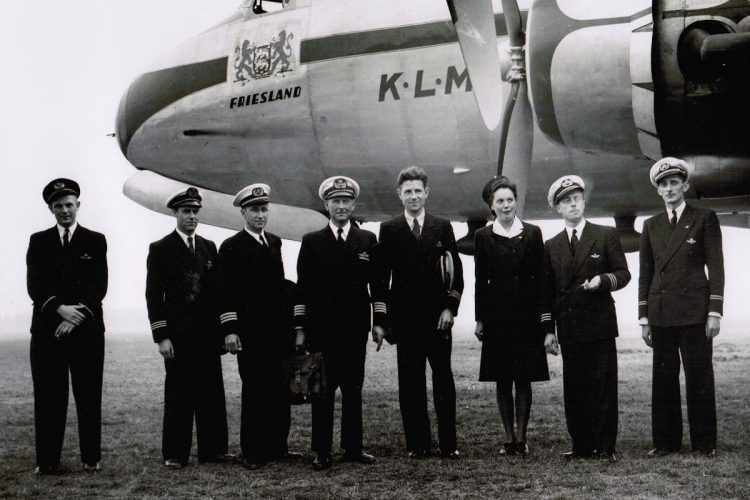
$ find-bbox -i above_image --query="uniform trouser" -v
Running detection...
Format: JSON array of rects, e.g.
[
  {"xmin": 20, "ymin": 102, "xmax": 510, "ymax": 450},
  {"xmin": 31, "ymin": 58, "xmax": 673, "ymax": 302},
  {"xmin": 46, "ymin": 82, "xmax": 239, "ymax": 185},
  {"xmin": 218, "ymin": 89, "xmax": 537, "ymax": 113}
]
[
  {"xmin": 30, "ymin": 331, "xmax": 104, "ymax": 467},
  {"xmin": 561, "ymin": 338, "xmax": 618, "ymax": 455},
  {"xmin": 651, "ymin": 324, "xmax": 716, "ymax": 452},
  {"xmin": 237, "ymin": 351, "xmax": 290, "ymax": 462},
  {"xmin": 396, "ymin": 333, "xmax": 457, "ymax": 453},
  {"xmin": 162, "ymin": 346, "xmax": 228, "ymax": 462},
  {"xmin": 312, "ymin": 339, "xmax": 367, "ymax": 456}
]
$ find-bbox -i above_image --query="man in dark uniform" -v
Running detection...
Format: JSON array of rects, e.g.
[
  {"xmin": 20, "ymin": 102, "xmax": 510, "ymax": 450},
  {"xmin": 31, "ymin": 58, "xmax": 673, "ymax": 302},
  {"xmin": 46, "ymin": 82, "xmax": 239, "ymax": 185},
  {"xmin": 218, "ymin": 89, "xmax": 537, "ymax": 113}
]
[
  {"xmin": 639, "ymin": 157, "xmax": 724, "ymax": 458},
  {"xmin": 294, "ymin": 176, "xmax": 388, "ymax": 470},
  {"xmin": 541, "ymin": 175, "xmax": 630, "ymax": 463},
  {"xmin": 377, "ymin": 166, "xmax": 463, "ymax": 459},
  {"xmin": 218, "ymin": 183, "xmax": 297, "ymax": 470},
  {"xmin": 26, "ymin": 178, "xmax": 108, "ymax": 474},
  {"xmin": 145, "ymin": 187, "xmax": 230, "ymax": 468}
]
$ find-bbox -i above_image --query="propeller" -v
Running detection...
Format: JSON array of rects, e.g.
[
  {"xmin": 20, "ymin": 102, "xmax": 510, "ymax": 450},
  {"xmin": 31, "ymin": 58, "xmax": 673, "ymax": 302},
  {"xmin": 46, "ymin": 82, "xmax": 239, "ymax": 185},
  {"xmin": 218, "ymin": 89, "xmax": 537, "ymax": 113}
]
[
  {"xmin": 446, "ymin": 0, "xmax": 504, "ymax": 131},
  {"xmin": 447, "ymin": 0, "xmax": 534, "ymax": 217}
]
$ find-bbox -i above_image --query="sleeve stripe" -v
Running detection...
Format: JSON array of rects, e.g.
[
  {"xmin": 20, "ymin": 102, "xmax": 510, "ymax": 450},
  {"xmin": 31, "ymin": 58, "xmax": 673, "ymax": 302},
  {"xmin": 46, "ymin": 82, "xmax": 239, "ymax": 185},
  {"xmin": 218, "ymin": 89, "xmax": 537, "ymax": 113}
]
[
  {"xmin": 150, "ymin": 321, "xmax": 167, "ymax": 330},
  {"xmin": 41, "ymin": 296, "xmax": 57, "ymax": 311},
  {"xmin": 219, "ymin": 313, "xmax": 238, "ymax": 324},
  {"xmin": 293, "ymin": 305, "xmax": 306, "ymax": 316},
  {"xmin": 372, "ymin": 302, "xmax": 387, "ymax": 313},
  {"xmin": 607, "ymin": 273, "xmax": 617, "ymax": 290},
  {"xmin": 709, "ymin": 295, "xmax": 723, "ymax": 301},
  {"xmin": 638, "ymin": 301, "xmax": 648, "ymax": 305}
]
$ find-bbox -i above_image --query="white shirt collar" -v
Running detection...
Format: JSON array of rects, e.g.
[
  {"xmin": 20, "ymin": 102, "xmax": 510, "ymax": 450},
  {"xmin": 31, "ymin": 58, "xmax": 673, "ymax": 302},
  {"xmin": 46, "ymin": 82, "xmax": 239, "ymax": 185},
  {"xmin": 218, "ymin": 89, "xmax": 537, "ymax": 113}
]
[
  {"xmin": 666, "ymin": 201, "xmax": 686, "ymax": 221},
  {"xmin": 175, "ymin": 228, "xmax": 197, "ymax": 247},
  {"xmin": 57, "ymin": 223, "xmax": 78, "ymax": 242},
  {"xmin": 492, "ymin": 217, "xmax": 523, "ymax": 238},
  {"xmin": 329, "ymin": 220, "xmax": 351, "ymax": 241},
  {"xmin": 244, "ymin": 227, "xmax": 267, "ymax": 245},
  {"xmin": 404, "ymin": 210, "xmax": 425, "ymax": 232},
  {"xmin": 564, "ymin": 219, "xmax": 586, "ymax": 241}
]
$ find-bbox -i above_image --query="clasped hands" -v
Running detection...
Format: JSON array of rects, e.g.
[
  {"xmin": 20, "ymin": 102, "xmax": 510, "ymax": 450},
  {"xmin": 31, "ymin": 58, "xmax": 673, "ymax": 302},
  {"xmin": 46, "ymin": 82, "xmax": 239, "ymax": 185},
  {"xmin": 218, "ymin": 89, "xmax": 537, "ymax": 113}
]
[
  {"xmin": 580, "ymin": 275, "xmax": 601, "ymax": 292},
  {"xmin": 55, "ymin": 304, "xmax": 89, "ymax": 338}
]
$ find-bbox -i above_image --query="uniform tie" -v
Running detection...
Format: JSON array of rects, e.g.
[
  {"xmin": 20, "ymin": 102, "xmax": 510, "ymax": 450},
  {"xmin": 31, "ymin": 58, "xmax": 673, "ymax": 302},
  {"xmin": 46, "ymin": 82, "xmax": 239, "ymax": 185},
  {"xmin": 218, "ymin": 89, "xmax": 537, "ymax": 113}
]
[
  {"xmin": 62, "ymin": 228, "xmax": 70, "ymax": 248},
  {"xmin": 259, "ymin": 233, "xmax": 268, "ymax": 247},
  {"xmin": 187, "ymin": 235, "xmax": 195, "ymax": 254},
  {"xmin": 670, "ymin": 209, "xmax": 678, "ymax": 229},
  {"xmin": 570, "ymin": 228, "xmax": 578, "ymax": 255},
  {"xmin": 412, "ymin": 218, "xmax": 421, "ymax": 240},
  {"xmin": 337, "ymin": 227, "xmax": 344, "ymax": 243}
]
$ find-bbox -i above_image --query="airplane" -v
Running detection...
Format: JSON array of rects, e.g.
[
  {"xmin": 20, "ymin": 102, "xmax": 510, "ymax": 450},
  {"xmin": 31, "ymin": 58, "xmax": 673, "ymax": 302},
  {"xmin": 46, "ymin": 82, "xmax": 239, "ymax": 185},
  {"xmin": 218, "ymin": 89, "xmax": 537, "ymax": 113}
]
[{"xmin": 115, "ymin": 0, "xmax": 750, "ymax": 253}]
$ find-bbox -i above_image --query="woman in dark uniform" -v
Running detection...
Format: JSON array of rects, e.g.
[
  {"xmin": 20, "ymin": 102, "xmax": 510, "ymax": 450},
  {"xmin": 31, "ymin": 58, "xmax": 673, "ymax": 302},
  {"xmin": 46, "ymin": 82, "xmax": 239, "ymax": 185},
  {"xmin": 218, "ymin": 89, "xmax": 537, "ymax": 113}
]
[{"xmin": 474, "ymin": 176, "xmax": 554, "ymax": 456}]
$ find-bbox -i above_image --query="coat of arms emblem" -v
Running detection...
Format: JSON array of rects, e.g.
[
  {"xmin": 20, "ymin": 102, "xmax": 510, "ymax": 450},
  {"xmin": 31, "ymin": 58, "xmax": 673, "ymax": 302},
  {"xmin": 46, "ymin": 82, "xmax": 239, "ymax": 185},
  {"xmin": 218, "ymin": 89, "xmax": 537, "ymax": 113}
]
[{"xmin": 233, "ymin": 30, "xmax": 295, "ymax": 83}]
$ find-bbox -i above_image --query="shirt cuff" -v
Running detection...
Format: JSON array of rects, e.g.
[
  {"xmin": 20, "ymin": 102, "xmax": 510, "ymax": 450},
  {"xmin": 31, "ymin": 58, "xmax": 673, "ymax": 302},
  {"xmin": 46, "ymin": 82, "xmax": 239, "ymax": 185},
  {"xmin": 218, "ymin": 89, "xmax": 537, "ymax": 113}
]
[
  {"xmin": 638, "ymin": 317, "xmax": 648, "ymax": 326},
  {"xmin": 708, "ymin": 312, "xmax": 722, "ymax": 319}
]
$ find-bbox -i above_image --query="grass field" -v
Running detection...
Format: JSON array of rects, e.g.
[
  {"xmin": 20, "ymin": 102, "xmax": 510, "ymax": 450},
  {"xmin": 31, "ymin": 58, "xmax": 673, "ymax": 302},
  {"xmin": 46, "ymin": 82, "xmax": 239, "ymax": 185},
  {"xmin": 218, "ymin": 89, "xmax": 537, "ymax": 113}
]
[{"xmin": 1, "ymin": 333, "xmax": 749, "ymax": 499}]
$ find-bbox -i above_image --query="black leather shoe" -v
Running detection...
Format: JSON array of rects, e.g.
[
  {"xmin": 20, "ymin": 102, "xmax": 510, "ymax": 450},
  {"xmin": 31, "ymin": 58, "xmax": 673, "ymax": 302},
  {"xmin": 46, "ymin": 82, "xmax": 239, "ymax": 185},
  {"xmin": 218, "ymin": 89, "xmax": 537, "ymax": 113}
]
[
  {"xmin": 561, "ymin": 450, "xmax": 592, "ymax": 460},
  {"xmin": 342, "ymin": 451, "xmax": 376, "ymax": 464},
  {"xmin": 312, "ymin": 454, "xmax": 332, "ymax": 470},
  {"xmin": 605, "ymin": 452, "xmax": 618, "ymax": 463},
  {"xmin": 199, "ymin": 453, "xmax": 237, "ymax": 464},
  {"xmin": 647, "ymin": 448, "xmax": 674, "ymax": 458},
  {"xmin": 441, "ymin": 449, "xmax": 460, "ymax": 460},
  {"xmin": 33, "ymin": 464, "xmax": 64, "ymax": 475},
  {"xmin": 163, "ymin": 459, "xmax": 185, "ymax": 469},
  {"xmin": 241, "ymin": 458, "xmax": 266, "ymax": 470},
  {"xmin": 408, "ymin": 449, "xmax": 429, "ymax": 459},
  {"xmin": 82, "ymin": 461, "xmax": 102, "ymax": 472},
  {"xmin": 517, "ymin": 442, "xmax": 530, "ymax": 457},
  {"xmin": 701, "ymin": 448, "xmax": 717, "ymax": 458},
  {"xmin": 276, "ymin": 450, "xmax": 305, "ymax": 461},
  {"xmin": 498, "ymin": 442, "xmax": 516, "ymax": 456}
]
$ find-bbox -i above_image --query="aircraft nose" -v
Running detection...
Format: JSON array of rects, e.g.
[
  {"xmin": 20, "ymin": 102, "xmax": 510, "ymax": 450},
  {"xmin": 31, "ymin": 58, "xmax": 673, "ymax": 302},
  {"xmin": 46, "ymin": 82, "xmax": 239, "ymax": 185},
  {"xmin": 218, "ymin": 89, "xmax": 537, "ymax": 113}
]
[{"xmin": 115, "ymin": 57, "xmax": 228, "ymax": 159}]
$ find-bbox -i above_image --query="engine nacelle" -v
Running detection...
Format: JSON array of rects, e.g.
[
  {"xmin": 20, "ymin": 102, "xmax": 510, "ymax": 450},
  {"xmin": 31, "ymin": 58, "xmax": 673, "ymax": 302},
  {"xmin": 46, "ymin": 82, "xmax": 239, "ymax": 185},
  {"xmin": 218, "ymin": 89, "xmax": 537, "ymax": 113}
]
[{"xmin": 527, "ymin": 0, "xmax": 654, "ymax": 157}]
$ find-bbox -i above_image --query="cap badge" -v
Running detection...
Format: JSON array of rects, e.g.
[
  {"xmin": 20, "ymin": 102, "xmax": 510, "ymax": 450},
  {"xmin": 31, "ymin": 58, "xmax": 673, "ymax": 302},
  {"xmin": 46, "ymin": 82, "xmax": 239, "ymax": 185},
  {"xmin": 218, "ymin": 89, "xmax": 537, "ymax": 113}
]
[
  {"xmin": 561, "ymin": 178, "xmax": 572, "ymax": 187},
  {"xmin": 252, "ymin": 187, "xmax": 264, "ymax": 196},
  {"xmin": 334, "ymin": 178, "xmax": 347, "ymax": 189},
  {"xmin": 54, "ymin": 182, "xmax": 65, "ymax": 190}
]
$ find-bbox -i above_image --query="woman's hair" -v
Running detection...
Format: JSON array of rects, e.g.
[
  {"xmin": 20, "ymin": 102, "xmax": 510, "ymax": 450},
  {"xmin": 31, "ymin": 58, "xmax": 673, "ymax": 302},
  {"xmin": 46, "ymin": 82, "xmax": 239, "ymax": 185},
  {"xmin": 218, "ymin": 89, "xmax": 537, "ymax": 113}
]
[{"xmin": 482, "ymin": 176, "xmax": 517, "ymax": 207}]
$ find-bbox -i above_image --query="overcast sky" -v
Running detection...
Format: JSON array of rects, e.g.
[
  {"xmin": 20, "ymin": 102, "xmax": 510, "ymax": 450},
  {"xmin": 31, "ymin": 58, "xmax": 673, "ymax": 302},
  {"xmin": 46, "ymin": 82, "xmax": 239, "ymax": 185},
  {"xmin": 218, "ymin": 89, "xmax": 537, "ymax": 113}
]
[{"xmin": 1, "ymin": 1, "xmax": 748, "ymax": 340}]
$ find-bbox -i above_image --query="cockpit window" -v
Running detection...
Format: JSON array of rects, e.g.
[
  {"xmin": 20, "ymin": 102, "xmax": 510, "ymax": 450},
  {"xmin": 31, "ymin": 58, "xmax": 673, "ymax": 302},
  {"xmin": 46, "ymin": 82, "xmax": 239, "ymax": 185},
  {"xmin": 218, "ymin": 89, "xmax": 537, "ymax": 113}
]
[{"xmin": 239, "ymin": 0, "xmax": 288, "ymax": 16}]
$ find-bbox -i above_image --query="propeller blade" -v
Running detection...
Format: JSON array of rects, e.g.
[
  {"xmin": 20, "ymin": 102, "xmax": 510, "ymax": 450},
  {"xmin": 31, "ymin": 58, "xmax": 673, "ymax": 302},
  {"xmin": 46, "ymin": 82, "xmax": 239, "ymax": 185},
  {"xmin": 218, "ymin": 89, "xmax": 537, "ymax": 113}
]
[
  {"xmin": 446, "ymin": 0, "xmax": 504, "ymax": 130},
  {"xmin": 498, "ymin": 80, "xmax": 533, "ymax": 217},
  {"xmin": 493, "ymin": 0, "xmax": 532, "ymax": 216},
  {"xmin": 501, "ymin": 0, "xmax": 525, "ymax": 46}
]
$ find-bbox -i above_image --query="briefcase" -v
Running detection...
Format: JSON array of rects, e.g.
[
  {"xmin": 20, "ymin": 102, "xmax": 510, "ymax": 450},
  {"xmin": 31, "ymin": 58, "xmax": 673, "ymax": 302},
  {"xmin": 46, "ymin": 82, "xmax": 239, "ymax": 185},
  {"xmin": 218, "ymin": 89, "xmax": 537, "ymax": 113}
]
[{"xmin": 283, "ymin": 351, "xmax": 326, "ymax": 405}]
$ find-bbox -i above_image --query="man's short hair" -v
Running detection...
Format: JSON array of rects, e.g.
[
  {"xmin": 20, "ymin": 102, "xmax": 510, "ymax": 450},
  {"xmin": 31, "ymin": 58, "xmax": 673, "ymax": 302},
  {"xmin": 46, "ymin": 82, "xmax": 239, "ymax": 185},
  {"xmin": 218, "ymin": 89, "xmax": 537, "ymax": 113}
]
[{"xmin": 397, "ymin": 166, "xmax": 428, "ymax": 188}]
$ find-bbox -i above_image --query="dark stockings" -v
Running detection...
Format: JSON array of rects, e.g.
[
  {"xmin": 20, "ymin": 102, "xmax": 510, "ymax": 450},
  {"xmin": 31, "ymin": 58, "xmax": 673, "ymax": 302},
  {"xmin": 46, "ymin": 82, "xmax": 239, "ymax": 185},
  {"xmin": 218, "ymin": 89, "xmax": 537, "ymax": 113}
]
[{"xmin": 495, "ymin": 379, "xmax": 532, "ymax": 444}]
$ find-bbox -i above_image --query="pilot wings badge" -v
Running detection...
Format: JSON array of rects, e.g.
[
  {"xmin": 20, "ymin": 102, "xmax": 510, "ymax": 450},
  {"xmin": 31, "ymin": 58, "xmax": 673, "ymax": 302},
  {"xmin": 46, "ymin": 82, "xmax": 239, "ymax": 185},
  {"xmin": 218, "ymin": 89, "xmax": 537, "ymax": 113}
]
[{"xmin": 233, "ymin": 29, "xmax": 295, "ymax": 83}]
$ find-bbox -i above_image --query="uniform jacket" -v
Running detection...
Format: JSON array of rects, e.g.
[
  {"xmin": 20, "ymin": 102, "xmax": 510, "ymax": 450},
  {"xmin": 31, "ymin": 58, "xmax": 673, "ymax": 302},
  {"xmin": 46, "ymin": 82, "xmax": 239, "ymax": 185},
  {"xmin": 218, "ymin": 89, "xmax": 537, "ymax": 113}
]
[
  {"xmin": 217, "ymin": 229, "xmax": 293, "ymax": 356},
  {"xmin": 294, "ymin": 223, "xmax": 386, "ymax": 352},
  {"xmin": 145, "ymin": 231, "xmax": 220, "ymax": 347},
  {"xmin": 474, "ymin": 222, "xmax": 545, "ymax": 342},
  {"xmin": 377, "ymin": 213, "xmax": 463, "ymax": 342},
  {"xmin": 27, "ymin": 225, "xmax": 108, "ymax": 337},
  {"xmin": 638, "ymin": 204, "xmax": 724, "ymax": 327},
  {"xmin": 543, "ymin": 222, "xmax": 630, "ymax": 344}
]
